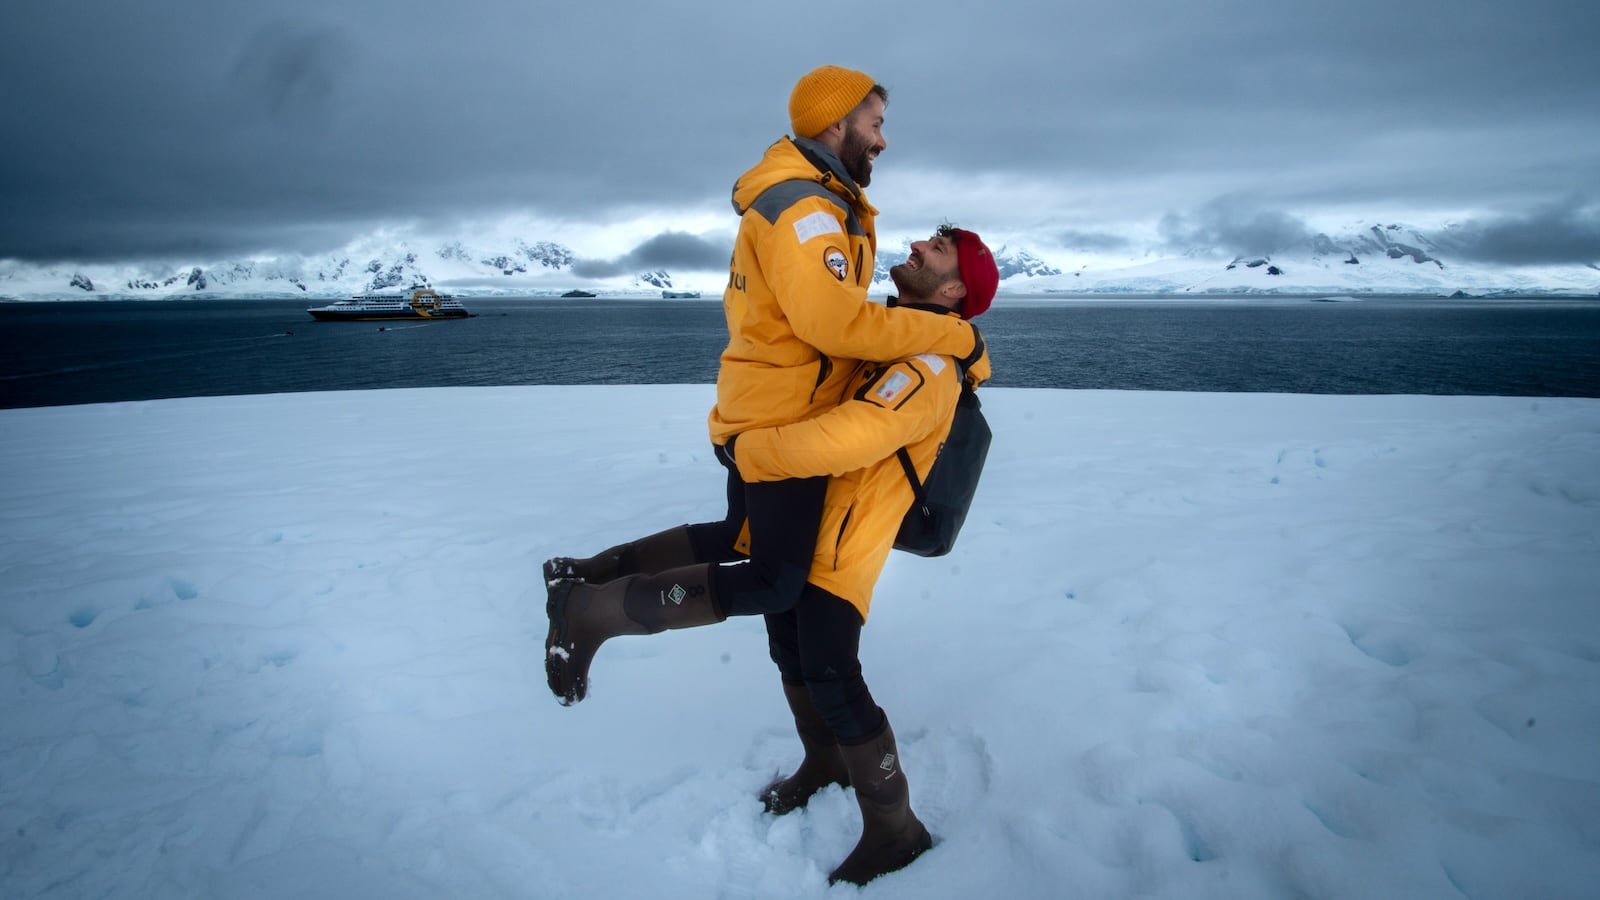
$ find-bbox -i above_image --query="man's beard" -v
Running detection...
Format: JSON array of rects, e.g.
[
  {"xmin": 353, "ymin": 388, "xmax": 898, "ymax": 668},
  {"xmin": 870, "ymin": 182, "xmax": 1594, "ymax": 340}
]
[
  {"xmin": 889, "ymin": 260, "xmax": 946, "ymax": 300},
  {"xmin": 840, "ymin": 123, "xmax": 877, "ymax": 187}
]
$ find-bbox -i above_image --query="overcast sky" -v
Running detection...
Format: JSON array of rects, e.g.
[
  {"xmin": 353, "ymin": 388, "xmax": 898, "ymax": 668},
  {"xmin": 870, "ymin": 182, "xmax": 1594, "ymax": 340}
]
[{"xmin": 4, "ymin": 0, "xmax": 1598, "ymax": 269}]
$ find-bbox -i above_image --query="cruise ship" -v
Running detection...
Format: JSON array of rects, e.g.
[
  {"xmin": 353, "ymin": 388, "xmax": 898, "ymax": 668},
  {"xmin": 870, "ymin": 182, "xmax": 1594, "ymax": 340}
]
[{"xmin": 307, "ymin": 288, "xmax": 473, "ymax": 321}]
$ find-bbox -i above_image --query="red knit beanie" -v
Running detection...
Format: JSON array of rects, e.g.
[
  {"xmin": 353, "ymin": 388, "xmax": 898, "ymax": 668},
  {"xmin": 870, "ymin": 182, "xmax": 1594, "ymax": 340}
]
[{"xmin": 950, "ymin": 228, "xmax": 998, "ymax": 319}]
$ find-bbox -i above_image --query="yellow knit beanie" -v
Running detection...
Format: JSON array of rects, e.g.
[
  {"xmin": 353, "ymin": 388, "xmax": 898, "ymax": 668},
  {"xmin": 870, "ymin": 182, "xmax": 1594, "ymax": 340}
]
[{"xmin": 788, "ymin": 65, "xmax": 877, "ymax": 139}]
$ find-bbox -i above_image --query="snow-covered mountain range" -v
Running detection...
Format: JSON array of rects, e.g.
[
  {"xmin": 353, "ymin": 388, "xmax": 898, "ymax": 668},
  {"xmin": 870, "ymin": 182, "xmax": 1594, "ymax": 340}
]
[
  {"xmin": 1043, "ymin": 222, "xmax": 1600, "ymax": 298},
  {"xmin": 3, "ymin": 222, "xmax": 1595, "ymax": 301}
]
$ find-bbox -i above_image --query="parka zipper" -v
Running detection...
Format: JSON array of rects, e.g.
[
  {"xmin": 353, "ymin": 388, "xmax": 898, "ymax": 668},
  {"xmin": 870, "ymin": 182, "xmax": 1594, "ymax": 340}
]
[
  {"xmin": 831, "ymin": 504, "xmax": 853, "ymax": 571},
  {"xmin": 808, "ymin": 355, "xmax": 834, "ymax": 404}
]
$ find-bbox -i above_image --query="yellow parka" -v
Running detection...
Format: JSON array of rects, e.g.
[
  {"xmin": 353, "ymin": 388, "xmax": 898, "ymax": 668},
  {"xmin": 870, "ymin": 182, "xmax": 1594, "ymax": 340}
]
[
  {"xmin": 731, "ymin": 307, "xmax": 992, "ymax": 620},
  {"xmin": 709, "ymin": 136, "xmax": 979, "ymax": 446}
]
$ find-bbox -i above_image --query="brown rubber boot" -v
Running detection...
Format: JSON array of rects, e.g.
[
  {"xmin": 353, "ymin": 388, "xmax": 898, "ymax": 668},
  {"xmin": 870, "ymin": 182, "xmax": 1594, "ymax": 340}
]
[
  {"xmin": 828, "ymin": 717, "xmax": 934, "ymax": 886},
  {"xmin": 544, "ymin": 562, "xmax": 724, "ymax": 705},
  {"xmin": 760, "ymin": 681, "xmax": 850, "ymax": 814},
  {"xmin": 543, "ymin": 524, "xmax": 698, "ymax": 586}
]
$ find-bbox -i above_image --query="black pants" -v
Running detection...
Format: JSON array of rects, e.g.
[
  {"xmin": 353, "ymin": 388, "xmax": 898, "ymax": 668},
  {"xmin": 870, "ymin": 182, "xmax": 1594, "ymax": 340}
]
[
  {"xmin": 765, "ymin": 583, "xmax": 884, "ymax": 742},
  {"xmin": 687, "ymin": 443, "xmax": 828, "ymax": 617},
  {"xmin": 686, "ymin": 445, "xmax": 882, "ymax": 742}
]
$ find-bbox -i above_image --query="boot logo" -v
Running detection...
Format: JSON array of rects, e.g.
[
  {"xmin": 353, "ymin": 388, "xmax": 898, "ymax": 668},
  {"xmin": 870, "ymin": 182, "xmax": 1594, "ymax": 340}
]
[
  {"xmin": 666, "ymin": 583, "xmax": 687, "ymax": 606},
  {"xmin": 879, "ymin": 753, "xmax": 897, "ymax": 775}
]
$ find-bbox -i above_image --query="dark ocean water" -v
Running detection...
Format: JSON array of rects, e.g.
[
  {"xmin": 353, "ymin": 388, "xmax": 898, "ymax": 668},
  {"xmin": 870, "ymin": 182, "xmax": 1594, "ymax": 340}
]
[{"xmin": 2, "ymin": 296, "xmax": 1598, "ymax": 410}]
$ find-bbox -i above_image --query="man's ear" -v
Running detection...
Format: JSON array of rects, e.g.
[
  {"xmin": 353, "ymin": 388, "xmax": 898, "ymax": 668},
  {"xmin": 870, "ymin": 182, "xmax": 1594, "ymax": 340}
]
[
  {"xmin": 817, "ymin": 118, "xmax": 847, "ymax": 143},
  {"xmin": 941, "ymin": 280, "xmax": 969, "ymax": 302}
]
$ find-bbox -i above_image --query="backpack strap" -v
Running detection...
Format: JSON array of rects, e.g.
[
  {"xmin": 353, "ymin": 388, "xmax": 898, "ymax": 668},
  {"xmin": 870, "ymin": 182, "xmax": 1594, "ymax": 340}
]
[
  {"xmin": 896, "ymin": 446, "xmax": 926, "ymax": 511},
  {"xmin": 896, "ymin": 326, "xmax": 984, "ymax": 511},
  {"xmin": 956, "ymin": 327, "xmax": 985, "ymax": 380}
]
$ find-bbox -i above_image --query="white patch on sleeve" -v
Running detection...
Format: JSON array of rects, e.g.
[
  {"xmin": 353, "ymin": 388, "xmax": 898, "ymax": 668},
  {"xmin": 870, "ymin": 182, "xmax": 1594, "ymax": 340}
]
[
  {"xmin": 873, "ymin": 370, "xmax": 915, "ymax": 404},
  {"xmin": 913, "ymin": 353, "xmax": 947, "ymax": 375},
  {"xmin": 792, "ymin": 211, "xmax": 844, "ymax": 243}
]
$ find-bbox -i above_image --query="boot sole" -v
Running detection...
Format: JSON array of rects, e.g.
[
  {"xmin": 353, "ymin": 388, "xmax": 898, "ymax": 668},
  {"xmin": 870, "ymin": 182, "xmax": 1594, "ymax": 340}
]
[
  {"xmin": 542, "ymin": 557, "xmax": 575, "ymax": 587},
  {"xmin": 544, "ymin": 579, "xmax": 583, "ymax": 705}
]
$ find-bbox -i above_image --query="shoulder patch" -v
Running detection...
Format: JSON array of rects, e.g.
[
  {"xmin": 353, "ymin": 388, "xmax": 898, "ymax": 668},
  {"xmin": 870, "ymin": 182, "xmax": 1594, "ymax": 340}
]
[
  {"xmin": 874, "ymin": 369, "xmax": 914, "ymax": 404},
  {"xmin": 912, "ymin": 353, "xmax": 947, "ymax": 376},
  {"xmin": 824, "ymin": 246, "xmax": 849, "ymax": 281},
  {"xmin": 793, "ymin": 210, "xmax": 844, "ymax": 243},
  {"xmin": 857, "ymin": 362, "xmax": 927, "ymax": 410}
]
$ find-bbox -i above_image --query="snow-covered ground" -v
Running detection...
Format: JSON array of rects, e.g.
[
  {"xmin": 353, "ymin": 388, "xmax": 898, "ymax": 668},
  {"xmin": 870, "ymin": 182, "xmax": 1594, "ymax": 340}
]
[{"xmin": 3, "ymin": 386, "xmax": 1598, "ymax": 899}]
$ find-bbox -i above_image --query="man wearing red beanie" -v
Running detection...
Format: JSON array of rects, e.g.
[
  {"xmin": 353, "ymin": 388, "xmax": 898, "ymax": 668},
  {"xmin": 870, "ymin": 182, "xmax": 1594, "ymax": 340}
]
[
  {"xmin": 732, "ymin": 222, "xmax": 995, "ymax": 662},
  {"xmin": 730, "ymin": 224, "xmax": 995, "ymax": 884}
]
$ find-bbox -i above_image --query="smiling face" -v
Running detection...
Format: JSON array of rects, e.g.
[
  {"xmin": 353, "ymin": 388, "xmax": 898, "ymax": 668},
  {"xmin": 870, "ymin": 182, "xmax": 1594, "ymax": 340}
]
[
  {"xmin": 837, "ymin": 93, "xmax": 887, "ymax": 187},
  {"xmin": 889, "ymin": 230, "xmax": 966, "ymax": 307}
]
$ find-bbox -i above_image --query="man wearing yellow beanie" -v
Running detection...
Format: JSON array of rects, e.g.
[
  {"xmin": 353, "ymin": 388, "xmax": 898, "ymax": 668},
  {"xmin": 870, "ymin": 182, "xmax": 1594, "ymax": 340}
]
[{"xmin": 544, "ymin": 65, "xmax": 981, "ymax": 886}]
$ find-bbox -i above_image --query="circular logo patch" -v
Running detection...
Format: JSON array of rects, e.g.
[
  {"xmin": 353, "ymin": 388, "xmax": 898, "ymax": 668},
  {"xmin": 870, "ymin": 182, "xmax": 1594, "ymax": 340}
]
[{"xmin": 824, "ymin": 247, "xmax": 849, "ymax": 282}]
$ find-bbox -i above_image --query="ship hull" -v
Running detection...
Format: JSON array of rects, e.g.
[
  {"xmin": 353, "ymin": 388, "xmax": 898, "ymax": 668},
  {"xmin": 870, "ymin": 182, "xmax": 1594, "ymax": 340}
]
[{"xmin": 307, "ymin": 309, "xmax": 473, "ymax": 321}]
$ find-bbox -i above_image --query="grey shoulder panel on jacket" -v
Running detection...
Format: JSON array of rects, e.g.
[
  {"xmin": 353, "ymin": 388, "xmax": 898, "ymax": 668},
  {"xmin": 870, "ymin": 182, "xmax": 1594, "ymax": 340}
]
[{"xmin": 748, "ymin": 181, "xmax": 866, "ymax": 236}]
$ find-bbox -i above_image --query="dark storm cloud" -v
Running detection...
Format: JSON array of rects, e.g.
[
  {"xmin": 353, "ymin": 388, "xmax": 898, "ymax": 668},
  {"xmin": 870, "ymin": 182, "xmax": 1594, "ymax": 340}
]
[
  {"xmin": 4, "ymin": 0, "xmax": 1598, "ymax": 264},
  {"xmin": 1440, "ymin": 199, "xmax": 1600, "ymax": 265},
  {"xmin": 0, "ymin": 5, "xmax": 378, "ymax": 262},
  {"xmin": 1159, "ymin": 200, "xmax": 1314, "ymax": 257},
  {"xmin": 883, "ymin": 0, "xmax": 1600, "ymax": 179},
  {"xmin": 229, "ymin": 21, "xmax": 352, "ymax": 121},
  {"xmin": 571, "ymin": 232, "xmax": 729, "ymax": 279},
  {"xmin": 1058, "ymin": 230, "xmax": 1133, "ymax": 253},
  {"xmin": 1157, "ymin": 196, "xmax": 1600, "ymax": 266}
]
